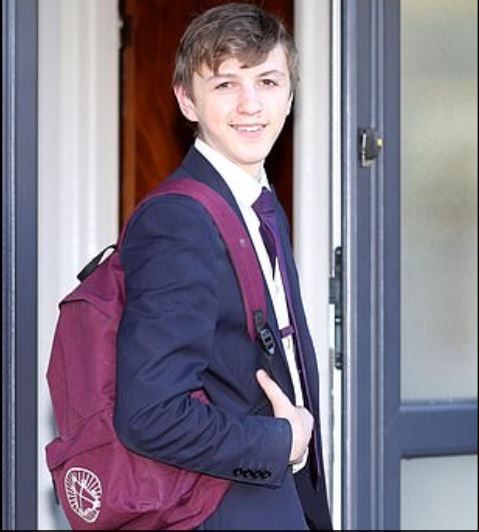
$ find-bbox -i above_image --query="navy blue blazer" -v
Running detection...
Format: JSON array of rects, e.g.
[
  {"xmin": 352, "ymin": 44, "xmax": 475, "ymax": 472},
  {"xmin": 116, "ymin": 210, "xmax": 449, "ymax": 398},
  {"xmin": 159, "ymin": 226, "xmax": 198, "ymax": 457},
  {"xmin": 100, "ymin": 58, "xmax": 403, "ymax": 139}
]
[{"xmin": 114, "ymin": 146, "xmax": 332, "ymax": 530}]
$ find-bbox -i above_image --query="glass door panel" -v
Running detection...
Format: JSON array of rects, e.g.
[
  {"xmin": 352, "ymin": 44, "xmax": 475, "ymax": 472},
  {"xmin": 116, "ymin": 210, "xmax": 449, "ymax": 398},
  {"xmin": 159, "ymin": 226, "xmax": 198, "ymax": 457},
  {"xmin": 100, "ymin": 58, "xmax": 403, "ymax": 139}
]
[
  {"xmin": 401, "ymin": 0, "xmax": 478, "ymax": 401},
  {"xmin": 401, "ymin": 455, "xmax": 478, "ymax": 530}
]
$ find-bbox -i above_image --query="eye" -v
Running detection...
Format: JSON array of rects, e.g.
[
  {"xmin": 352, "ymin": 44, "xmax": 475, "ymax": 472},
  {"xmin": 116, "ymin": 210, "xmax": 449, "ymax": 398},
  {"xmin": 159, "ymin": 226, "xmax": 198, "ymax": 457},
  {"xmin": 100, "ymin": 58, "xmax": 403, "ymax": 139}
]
[
  {"xmin": 214, "ymin": 81, "xmax": 234, "ymax": 90},
  {"xmin": 259, "ymin": 79, "xmax": 279, "ymax": 88}
]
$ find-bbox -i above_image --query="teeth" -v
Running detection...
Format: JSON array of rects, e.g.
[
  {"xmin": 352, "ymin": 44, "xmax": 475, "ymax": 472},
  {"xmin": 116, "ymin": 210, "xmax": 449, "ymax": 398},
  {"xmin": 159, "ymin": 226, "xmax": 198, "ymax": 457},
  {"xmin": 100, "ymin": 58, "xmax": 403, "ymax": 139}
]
[{"xmin": 233, "ymin": 125, "xmax": 263, "ymax": 133}]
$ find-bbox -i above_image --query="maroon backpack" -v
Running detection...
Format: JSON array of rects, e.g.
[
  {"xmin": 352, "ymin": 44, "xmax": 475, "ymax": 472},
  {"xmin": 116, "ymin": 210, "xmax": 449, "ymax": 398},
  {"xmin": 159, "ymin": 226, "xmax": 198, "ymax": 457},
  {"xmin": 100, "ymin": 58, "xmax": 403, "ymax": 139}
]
[{"xmin": 45, "ymin": 179, "xmax": 269, "ymax": 530}]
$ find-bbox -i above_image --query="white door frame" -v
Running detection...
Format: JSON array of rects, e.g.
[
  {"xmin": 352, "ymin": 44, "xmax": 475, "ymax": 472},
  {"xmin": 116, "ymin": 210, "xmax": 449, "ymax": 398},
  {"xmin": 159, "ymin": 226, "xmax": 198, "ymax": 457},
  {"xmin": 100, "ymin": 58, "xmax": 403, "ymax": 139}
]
[{"xmin": 37, "ymin": 1, "xmax": 119, "ymax": 528}]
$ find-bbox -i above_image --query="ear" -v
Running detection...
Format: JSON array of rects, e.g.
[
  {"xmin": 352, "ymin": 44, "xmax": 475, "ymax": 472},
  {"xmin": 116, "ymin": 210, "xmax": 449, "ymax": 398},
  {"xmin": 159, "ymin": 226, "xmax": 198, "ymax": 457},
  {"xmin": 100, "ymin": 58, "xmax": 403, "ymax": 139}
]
[{"xmin": 174, "ymin": 85, "xmax": 199, "ymax": 122}]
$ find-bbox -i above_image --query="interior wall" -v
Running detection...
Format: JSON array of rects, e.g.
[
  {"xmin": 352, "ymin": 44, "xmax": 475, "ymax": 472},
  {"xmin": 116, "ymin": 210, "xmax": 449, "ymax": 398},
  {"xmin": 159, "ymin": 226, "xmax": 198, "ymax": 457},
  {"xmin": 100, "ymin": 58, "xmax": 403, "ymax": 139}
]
[{"xmin": 37, "ymin": 1, "xmax": 119, "ymax": 528}]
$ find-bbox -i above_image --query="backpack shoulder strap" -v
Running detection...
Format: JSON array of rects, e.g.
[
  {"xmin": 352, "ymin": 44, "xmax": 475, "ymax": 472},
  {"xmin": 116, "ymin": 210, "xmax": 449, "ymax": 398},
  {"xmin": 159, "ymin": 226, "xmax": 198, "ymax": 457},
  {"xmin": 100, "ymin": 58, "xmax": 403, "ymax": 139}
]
[{"xmin": 119, "ymin": 178, "xmax": 267, "ymax": 343}]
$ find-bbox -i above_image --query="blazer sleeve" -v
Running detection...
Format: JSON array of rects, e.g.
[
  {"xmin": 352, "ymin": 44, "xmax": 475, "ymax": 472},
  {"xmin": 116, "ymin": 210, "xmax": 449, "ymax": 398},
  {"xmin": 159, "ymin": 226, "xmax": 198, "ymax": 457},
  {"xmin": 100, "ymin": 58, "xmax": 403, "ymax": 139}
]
[{"xmin": 113, "ymin": 194, "xmax": 292, "ymax": 487}]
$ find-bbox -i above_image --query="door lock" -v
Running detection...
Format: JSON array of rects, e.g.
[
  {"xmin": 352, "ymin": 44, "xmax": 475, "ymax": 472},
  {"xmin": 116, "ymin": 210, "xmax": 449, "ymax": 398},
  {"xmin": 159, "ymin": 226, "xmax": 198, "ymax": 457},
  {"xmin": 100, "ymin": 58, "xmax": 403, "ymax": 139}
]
[{"xmin": 359, "ymin": 128, "xmax": 383, "ymax": 167}]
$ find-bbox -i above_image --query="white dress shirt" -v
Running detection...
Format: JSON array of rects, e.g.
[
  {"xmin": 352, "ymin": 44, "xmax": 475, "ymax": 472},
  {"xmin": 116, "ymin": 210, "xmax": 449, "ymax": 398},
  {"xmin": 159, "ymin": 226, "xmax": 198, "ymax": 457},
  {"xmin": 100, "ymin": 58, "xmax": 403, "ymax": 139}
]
[{"xmin": 195, "ymin": 139, "xmax": 307, "ymax": 472}]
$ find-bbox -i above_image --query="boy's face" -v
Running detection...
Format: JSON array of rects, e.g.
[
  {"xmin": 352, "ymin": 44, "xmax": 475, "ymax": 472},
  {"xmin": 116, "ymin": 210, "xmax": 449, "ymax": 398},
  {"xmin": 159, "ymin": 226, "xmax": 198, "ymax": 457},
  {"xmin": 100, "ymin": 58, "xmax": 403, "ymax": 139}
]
[{"xmin": 175, "ymin": 44, "xmax": 292, "ymax": 178}]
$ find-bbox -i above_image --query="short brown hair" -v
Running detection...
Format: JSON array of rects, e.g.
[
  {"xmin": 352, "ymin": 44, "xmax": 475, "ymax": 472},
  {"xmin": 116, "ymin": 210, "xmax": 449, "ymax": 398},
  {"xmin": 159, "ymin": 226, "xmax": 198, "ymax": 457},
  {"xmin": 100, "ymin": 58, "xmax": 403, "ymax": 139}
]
[{"xmin": 172, "ymin": 3, "xmax": 299, "ymax": 97}]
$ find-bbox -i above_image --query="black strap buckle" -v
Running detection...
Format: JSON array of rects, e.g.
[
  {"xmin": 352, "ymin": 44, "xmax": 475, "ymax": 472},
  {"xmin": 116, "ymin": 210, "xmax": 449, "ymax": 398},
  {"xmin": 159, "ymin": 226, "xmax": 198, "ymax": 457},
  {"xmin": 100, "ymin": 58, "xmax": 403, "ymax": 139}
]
[
  {"xmin": 254, "ymin": 310, "xmax": 275, "ymax": 356},
  {"xmin": 258, "ymin": 326, "xmax": 275, "ymax": 356}
]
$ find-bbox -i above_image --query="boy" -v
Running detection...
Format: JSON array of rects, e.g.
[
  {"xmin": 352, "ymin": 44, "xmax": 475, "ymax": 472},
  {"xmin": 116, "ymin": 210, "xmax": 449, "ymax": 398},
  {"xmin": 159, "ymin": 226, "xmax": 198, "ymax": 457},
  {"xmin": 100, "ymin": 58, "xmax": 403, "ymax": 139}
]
[{"xmin": 114, "ymin": 3, "xmax": 332, "ymax": 530}]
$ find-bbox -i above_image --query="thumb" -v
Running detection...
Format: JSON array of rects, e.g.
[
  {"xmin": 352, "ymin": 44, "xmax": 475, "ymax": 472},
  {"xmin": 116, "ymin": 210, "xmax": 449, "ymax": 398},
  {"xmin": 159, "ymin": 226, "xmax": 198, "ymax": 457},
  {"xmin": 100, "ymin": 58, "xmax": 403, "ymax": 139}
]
[{"xmin": 256, "ymin": 369, "xmax": 290, "ymax": 410}]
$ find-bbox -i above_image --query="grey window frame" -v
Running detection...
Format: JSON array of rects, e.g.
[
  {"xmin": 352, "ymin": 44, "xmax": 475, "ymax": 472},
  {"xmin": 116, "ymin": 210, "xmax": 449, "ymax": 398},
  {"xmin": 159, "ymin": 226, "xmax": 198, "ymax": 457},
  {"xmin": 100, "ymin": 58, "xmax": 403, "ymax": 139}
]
[{"xmin": 2, "ymin": 0, "xmax": 38, "ymax": 529}]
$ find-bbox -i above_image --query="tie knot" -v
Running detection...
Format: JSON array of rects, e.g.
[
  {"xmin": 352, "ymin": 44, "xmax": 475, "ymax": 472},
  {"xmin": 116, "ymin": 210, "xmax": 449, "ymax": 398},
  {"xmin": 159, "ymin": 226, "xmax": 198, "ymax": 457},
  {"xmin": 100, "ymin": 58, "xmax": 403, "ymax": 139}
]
[{"xmin": 252, "ymin": 187, "xmax": 275, "ymax": 218}]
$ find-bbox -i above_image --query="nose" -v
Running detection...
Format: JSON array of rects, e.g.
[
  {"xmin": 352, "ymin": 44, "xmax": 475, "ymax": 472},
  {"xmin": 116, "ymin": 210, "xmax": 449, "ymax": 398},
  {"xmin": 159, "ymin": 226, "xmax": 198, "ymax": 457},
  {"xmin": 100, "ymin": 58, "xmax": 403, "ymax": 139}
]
[{"xmin": 237, "ymin": 86, "xmax": 263, "ymax": 115}]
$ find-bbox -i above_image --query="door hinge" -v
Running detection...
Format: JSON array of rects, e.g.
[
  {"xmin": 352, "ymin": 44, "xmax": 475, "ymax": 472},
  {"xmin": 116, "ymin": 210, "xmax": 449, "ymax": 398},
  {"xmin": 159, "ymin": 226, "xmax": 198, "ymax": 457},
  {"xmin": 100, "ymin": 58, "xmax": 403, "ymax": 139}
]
[{"xmin": 329, "ymin": 246, "xmax": 343, "ymax": 370}]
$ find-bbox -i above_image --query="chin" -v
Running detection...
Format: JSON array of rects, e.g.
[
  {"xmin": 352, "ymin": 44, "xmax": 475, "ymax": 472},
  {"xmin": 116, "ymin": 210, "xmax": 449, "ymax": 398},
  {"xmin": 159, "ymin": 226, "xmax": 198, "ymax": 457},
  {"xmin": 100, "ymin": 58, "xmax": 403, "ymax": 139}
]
[
  {"xmin": 237, "ymin": 156, "xmax": 268, "ymax": 168},
  {"xmin": 237, "ymin": 148, "xmax": 270, "ymax": 163}
]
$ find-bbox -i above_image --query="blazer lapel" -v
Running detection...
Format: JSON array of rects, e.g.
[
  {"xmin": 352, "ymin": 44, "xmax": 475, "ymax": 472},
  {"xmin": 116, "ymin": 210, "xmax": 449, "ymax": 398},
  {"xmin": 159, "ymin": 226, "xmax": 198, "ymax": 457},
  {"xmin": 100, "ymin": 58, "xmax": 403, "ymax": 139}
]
[{"xmin": 176, "ymin": 146, "xmax": 297, "ymax": 401}]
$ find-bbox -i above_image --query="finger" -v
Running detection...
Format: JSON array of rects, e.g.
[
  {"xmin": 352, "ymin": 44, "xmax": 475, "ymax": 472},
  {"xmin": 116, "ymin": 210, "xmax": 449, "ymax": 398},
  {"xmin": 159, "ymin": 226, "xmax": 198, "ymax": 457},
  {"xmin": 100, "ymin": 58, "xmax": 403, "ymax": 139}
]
[{"xmin": 256, "ymin": 369, "xmax": 289, "ymax": 406}]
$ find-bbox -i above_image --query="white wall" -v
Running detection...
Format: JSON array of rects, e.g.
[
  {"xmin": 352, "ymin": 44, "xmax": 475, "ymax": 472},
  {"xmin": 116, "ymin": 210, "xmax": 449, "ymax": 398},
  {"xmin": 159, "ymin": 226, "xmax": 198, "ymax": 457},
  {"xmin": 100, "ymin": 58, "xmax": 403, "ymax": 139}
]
[
  {"xmin": 294, "ymin": 1, "xmax": 341, "ymax": 529},
  {"xmin": 37, "ymin": 1, "xmax": 119, "ymax": 528}
]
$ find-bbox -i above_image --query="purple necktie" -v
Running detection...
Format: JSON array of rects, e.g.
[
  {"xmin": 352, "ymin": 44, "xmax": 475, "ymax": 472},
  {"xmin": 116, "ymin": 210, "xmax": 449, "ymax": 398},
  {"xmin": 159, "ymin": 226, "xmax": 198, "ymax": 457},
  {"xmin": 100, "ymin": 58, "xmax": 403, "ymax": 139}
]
[
  {"xmin": 252, "ymin": 187, "xmax": 322, "ymax": 486},
  {"xmin": 252, "ymin": 187, "xmax": 299, "ymax": 342},
  {"xmin": 252, "ymin": 188, "xmax": 279, "ymax": 269}
]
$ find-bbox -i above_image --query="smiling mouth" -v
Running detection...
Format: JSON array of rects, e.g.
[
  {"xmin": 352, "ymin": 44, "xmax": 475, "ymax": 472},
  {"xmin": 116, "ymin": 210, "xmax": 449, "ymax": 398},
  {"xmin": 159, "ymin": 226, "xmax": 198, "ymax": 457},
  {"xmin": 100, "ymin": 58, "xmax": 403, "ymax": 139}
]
[{"xmin": 230, "ymin": 124, "xmax": 266, "ymax": 133}]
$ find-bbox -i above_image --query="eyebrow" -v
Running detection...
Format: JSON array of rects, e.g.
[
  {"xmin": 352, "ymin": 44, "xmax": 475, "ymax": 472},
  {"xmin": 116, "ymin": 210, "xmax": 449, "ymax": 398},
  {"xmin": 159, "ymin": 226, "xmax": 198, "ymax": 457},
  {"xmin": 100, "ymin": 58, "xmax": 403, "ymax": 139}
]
[
  {"xmin": 204, "ymin": 69, "xmax": 287, "ymax": 82},
  {"xmin": 256, "ymin": 69, "xmax": 287, "ymax": 78}
]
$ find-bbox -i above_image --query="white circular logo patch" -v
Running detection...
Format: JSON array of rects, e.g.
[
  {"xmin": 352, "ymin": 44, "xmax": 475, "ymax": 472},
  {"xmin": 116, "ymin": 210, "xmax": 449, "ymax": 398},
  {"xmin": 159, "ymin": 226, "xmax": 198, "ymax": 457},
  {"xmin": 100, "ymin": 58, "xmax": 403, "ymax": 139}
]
[{"xmin": 64, "ymin": 467, "xmax": 102, "ymax": 523}]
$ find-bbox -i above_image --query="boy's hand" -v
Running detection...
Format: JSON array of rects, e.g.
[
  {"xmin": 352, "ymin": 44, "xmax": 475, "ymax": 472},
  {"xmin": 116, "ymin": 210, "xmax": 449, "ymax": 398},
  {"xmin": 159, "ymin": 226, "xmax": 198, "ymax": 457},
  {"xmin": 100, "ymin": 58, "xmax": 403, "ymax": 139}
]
[{"xmin": 256, "ymin": 369, "xmax": 313, "ymax": 464}]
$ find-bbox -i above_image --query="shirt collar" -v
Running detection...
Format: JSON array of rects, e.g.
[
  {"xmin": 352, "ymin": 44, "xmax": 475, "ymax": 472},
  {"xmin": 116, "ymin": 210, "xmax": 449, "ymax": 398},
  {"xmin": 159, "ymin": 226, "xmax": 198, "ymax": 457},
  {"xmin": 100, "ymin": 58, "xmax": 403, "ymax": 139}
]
[{"xmin": 195, "ymin": 138, "xmax": 270, "ymax": 209}]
